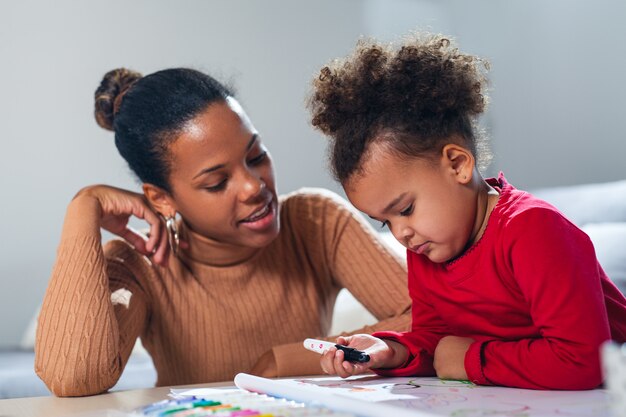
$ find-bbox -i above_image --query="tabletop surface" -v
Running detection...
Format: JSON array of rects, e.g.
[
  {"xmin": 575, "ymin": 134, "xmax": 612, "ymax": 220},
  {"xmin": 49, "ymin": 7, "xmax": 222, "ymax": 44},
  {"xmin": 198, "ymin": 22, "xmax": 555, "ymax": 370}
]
[
  {"xmin": 0, "ymin": 376, "xmax": 613, "ymax": 417},
  {"xmin": 0, "ymin": 382, "xmax": 230, "ymax": 417}
]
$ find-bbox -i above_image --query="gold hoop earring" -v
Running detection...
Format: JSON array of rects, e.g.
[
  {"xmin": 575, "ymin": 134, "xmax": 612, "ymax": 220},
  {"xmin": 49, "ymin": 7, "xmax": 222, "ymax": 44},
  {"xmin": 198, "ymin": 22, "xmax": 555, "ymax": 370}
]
[{"xmin": 165, "ymin": 215, "xmax": 180, "ymax": 255}]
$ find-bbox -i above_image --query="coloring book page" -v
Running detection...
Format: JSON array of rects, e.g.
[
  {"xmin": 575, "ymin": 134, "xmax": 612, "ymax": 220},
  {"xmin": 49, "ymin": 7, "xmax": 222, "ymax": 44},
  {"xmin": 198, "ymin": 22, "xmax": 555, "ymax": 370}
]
[{"xmin": 231, "ymin": 373, "xmax": 611, "ymax": 417}]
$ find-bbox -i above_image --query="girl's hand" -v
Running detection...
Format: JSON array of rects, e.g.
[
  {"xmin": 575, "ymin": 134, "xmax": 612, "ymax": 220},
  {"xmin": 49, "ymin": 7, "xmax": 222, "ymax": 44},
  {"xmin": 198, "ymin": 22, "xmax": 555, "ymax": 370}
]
[
  {"xmin": 433, "ymin": 335, "xmax": 474, "ymax": 381},
  {"xmin": 320, "ymin": 334, "xmax": 405, "ymax": 378},
  {"xmin": 74, "ymin": 185, "xmax": 171, "ymax": 266}
]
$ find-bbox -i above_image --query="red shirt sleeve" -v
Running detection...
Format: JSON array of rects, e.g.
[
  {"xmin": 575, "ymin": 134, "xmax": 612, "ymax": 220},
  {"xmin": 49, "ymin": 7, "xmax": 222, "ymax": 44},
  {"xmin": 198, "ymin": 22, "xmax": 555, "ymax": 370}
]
[
  {"xmin": 467, "ymin": 208, "xmax": 611, "ymax": 389},
  {"xmin": 372, "ymin": 251, "xmax": 448, "ymax": 377}
]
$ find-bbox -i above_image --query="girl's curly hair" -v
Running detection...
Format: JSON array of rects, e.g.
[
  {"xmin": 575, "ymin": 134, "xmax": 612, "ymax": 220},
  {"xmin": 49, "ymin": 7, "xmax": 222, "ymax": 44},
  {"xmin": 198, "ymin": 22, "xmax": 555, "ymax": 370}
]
[{"xmin": 308, "ymin": 32, "xmax": 491, "ymax": 183}]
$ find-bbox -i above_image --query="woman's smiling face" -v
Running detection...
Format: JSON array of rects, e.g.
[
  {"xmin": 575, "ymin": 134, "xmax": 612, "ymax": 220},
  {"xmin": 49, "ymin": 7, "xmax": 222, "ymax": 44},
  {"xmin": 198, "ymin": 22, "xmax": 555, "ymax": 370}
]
[{"xmin": 164, "ymin": 97, "xmax": 280, "ymax": 248}]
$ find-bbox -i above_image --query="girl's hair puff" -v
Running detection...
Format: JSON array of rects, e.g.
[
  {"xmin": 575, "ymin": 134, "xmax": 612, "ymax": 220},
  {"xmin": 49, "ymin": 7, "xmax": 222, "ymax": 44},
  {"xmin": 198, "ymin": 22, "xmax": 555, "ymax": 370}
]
[{"xmin": 308, "ymin": 32, "xmax": 491, "ymax": 183}]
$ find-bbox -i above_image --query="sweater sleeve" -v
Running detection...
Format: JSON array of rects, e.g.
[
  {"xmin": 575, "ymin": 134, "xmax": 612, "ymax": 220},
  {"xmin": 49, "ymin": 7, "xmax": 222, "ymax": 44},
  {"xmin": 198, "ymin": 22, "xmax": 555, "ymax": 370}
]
[
  {"xmin": 34, "ymin": 196, "xmax": 150, "ymax": 397},
  {"xmin": 371, "ymin": 253, "xmax": 448, "ymax": 377},
  {"xmin": 466, "ymin": 208, "xmax": 611, "ymax": 390},
  {"xmin": 321, "ymin": 192, "xmax": 412, "ymax": 335}
]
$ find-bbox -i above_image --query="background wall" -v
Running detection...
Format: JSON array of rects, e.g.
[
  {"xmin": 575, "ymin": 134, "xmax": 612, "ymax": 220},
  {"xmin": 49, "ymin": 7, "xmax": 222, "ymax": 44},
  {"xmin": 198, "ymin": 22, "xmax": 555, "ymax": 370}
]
[{"xmin": 0, "ymin": 0, "xmax": 624, "ymax": 347}]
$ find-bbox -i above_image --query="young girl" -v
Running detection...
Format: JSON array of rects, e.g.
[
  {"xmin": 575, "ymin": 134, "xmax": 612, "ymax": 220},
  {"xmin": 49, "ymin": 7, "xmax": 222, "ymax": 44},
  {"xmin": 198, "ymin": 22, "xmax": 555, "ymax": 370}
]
[
  {"xmin": 35, "ymin": 68, "xmax": 411, "ymax": 396},
  {"xmin": 308, "ymin": 33, "xmax": 626, "ymax": 390}
]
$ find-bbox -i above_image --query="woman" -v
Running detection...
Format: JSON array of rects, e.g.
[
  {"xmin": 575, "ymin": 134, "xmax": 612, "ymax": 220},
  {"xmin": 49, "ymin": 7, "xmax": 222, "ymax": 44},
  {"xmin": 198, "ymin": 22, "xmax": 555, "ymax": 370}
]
[{"xmin": 34, "ymin": 68, "xmax": 411, "ymax": 397}]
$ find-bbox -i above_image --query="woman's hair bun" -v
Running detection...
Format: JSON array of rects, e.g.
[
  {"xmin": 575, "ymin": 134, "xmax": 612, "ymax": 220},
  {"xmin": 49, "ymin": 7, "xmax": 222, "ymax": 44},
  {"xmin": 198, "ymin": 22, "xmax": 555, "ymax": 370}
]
[{"xmin": 94, "ymin": 68, "xmax": 143, "ymax": 131}]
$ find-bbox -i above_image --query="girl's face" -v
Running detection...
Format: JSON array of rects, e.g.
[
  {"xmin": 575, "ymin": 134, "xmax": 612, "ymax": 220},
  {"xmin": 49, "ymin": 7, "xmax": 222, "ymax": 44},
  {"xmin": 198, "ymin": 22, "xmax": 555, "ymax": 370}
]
[
  {"xmin": 344, "ymin": 142, "xmax": 480, "ymax": 264},
  {"xmin": 163, "ymin": 98, "xmax": 280, "ymax": 248}
]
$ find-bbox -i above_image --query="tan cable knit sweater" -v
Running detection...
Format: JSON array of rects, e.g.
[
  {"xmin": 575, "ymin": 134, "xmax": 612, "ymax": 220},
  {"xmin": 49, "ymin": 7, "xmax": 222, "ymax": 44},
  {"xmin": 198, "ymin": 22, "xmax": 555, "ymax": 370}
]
[{"xmin": 35, "ymin": 188, "xmax": 411, "ymax": 397}]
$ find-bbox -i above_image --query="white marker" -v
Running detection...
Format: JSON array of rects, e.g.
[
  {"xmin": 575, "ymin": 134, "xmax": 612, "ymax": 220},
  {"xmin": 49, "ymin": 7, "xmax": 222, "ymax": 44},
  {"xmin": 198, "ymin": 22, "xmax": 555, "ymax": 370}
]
[
  {"xmin": 303, "ymin": 338, "xmax": 370, "ymax": 363},
  {"xmin": 303, "ymin": 338, "xmax": 336, "ymax": 354}
]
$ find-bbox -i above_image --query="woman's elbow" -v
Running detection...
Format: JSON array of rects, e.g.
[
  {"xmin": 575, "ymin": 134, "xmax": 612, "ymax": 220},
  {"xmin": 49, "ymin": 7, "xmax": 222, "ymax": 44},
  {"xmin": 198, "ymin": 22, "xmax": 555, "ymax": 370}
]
[
  {"xmin": 35, "ymin": 357, "xmax": 120, "ymax": 397},
  {"xmin": 46, "ymin": 379, "xmax": 112, "ymax": 397}
]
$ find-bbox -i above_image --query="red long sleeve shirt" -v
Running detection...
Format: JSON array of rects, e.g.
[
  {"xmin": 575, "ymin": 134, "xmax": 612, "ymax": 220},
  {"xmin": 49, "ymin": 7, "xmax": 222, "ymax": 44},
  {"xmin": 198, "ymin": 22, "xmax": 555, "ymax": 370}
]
[{"xmin": 373, "ymin": 173, "xmax": 626, "ymax": 390}]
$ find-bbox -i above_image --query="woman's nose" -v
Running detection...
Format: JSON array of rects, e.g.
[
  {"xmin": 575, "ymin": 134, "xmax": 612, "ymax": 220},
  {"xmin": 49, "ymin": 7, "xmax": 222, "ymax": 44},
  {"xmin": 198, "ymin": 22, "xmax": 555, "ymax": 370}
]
[{"xmin": 239, "ymin": 171, "xmax": 266, "ymax": 202}]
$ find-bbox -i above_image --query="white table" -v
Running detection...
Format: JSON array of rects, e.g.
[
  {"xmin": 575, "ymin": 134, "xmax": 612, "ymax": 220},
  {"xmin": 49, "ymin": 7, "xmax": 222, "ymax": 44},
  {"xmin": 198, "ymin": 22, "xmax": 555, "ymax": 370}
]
[
  {"xmin": 0, "ymin": 382, "xmax": 224, "ymax": 417},
  {"xmin": 0, "ymin": 376, "xmax": 613, "ymax": 417}
]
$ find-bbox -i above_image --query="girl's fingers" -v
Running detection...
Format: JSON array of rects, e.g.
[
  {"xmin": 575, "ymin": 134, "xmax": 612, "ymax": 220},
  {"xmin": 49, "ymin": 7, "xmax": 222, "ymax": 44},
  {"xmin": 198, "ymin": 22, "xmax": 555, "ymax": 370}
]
[
  {"xmin": 341, "ymin": 360, "xmax": 356, "ymax": 376},
  {"xmin": 350, "ymin": 363, "xmax": 366, "ymax": 375},
  {"xmin": 333, "ymin": 350, "xmax": 351, "ymax": 378},
  {"xmin": 336, "ymin": 336, "xmax": 350, "ymax": 346},
  {"xmin": 319, "ymin": 346, "xmax": 366, "ymax": 378},
  {"xmin": 320, "ymin": 347, "xmax": 337, "ymax": 374}
]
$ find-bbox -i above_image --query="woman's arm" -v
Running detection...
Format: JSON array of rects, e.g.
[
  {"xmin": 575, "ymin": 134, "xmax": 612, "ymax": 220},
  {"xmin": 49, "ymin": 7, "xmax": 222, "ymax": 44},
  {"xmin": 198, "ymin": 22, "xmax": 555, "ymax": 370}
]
[{"xmin": 35, "ymin": 188, "xmax": 160, "ymax": 396}]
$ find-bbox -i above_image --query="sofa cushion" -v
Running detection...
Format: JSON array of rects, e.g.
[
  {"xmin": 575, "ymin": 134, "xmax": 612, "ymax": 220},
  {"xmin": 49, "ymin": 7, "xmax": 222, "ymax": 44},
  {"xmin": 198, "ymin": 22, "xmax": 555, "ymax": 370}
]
[
  {"xmin": 582, "ymin": 222, "xmax": 626, "ymax": 294},
  {"xmin": 532, "ymin": 179, "xmax": 626, "ymax": 226}
]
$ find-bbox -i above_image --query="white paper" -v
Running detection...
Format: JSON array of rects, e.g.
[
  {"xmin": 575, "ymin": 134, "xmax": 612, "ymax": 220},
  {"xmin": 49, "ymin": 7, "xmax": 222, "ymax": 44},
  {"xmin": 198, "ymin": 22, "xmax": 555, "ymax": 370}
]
[
  {"xmin": 234, "ymin": 373, "xmax": 437, "ymax": 417},
  {"xmin": 233, "ymin": 373, "xmax": 610, "ymax": 417}
]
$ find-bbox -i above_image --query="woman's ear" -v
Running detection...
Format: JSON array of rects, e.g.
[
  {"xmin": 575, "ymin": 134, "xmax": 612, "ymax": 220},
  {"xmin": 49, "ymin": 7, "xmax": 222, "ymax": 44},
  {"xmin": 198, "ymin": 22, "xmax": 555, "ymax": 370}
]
[
  {"xmin": 441, "ymin": 143, "xmax": 475, "ymax": 185},
  {"xmin": 143, "ymin": 183, "xmax": 177, "ymax": 218}
]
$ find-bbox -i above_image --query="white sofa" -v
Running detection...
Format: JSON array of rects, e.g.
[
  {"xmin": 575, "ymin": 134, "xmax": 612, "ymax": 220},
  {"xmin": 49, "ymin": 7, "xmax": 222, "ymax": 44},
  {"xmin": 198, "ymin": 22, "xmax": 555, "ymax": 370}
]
[{"xmin": 2, "ymin": 179, "xmax": 625, "ymax": 399}]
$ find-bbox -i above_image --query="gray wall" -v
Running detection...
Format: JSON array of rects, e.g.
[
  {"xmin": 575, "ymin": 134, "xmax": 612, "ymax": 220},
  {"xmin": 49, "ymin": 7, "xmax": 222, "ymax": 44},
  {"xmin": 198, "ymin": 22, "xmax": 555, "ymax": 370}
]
[
  {"xmin": 1, "ymin": 0, "xmax": 624, "ymax": 347},
  {"xmin": 445, "ymin": 0, "xmax": 626, "ymax": 189},
  {"xmin": 364, "ymin": 0, "xmax": 626, "ymax": 189}
]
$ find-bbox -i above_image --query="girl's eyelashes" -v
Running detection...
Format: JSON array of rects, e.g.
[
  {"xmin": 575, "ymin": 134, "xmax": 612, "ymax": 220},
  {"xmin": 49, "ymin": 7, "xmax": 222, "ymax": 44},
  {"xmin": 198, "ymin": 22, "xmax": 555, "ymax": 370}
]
[
  {"xmin": 400, "ymin": 203, "xmax": 414, "ymax": 217},
  {"xmin": 248, "ymin": 151, "xmax": 268, "ymax": 166},
  {"xmin": 379, "ymin": 203, "xmax": 412, "ymax": 228}
]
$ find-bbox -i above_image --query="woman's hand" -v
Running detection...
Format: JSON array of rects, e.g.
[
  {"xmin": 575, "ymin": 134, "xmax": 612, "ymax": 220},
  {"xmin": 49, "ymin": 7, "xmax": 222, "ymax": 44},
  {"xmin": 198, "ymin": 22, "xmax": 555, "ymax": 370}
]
[
  {"xmin": 433, "ymin": 335, "xmax": 473, "ymax": 381},
  {"xmin": 319, "ymin": 334, "xmax": 407, "ymax": 378},
  {"xmin": 74, "ymin": 185, "xmax": 171, "ymax": 266}
]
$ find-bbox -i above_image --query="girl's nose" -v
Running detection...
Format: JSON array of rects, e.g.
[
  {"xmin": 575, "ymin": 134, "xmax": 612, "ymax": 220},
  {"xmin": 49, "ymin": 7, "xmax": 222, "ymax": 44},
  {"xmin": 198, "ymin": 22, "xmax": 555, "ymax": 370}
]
[{"xmin": 392, "ymin": 224, "xmax": 414, "ymax": 248}]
